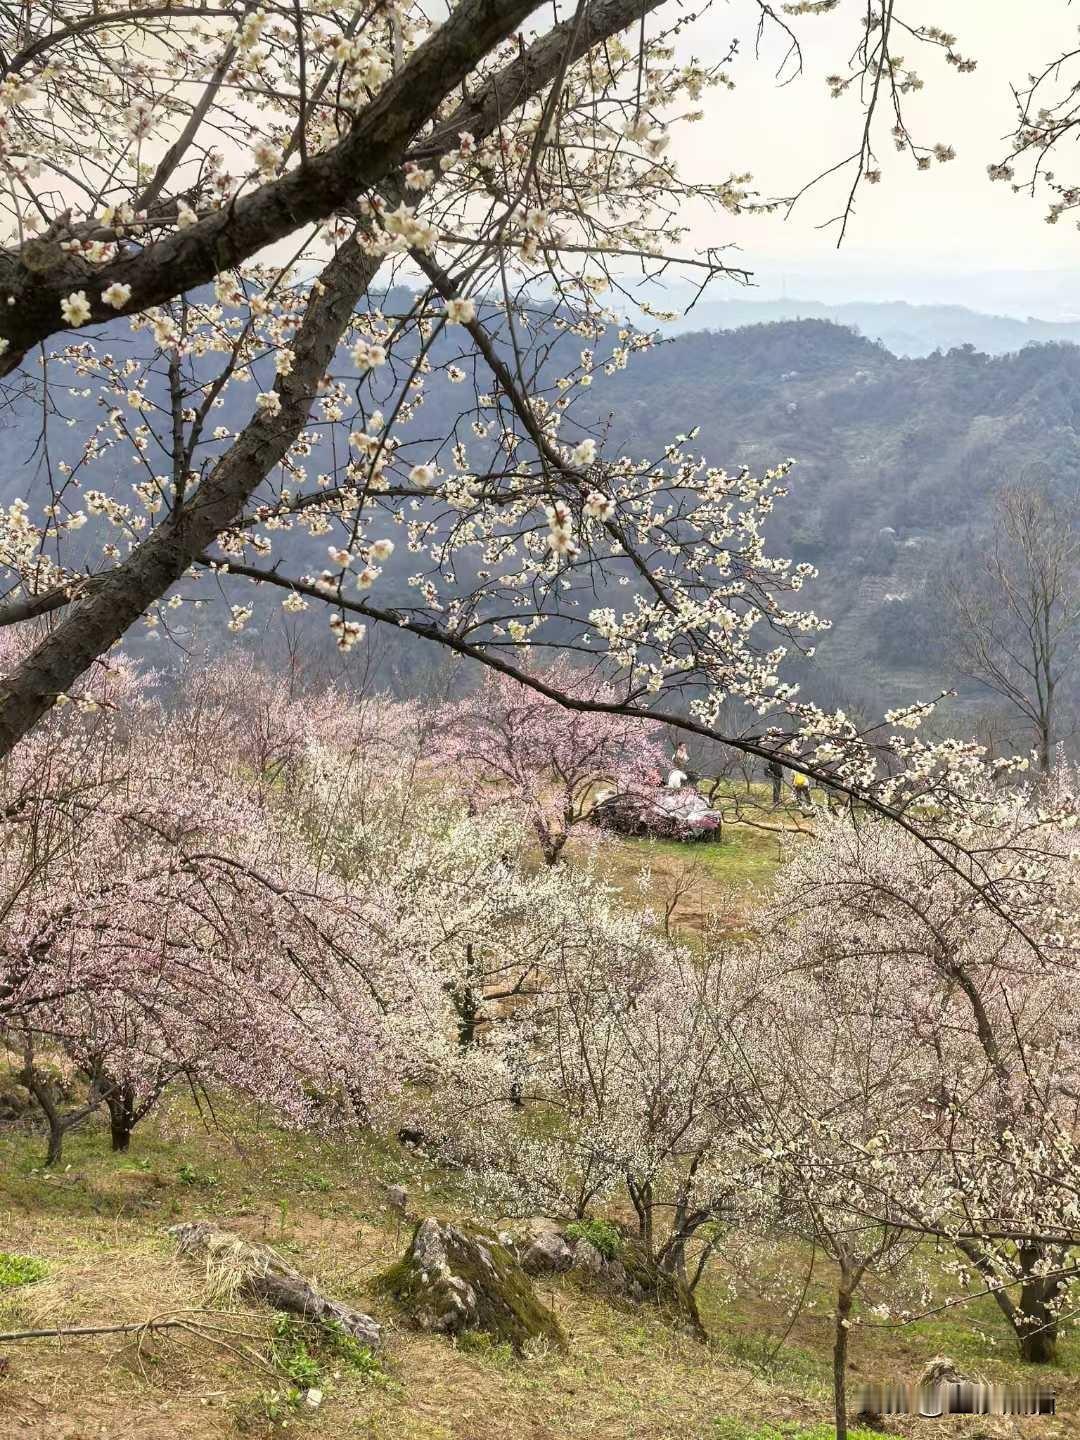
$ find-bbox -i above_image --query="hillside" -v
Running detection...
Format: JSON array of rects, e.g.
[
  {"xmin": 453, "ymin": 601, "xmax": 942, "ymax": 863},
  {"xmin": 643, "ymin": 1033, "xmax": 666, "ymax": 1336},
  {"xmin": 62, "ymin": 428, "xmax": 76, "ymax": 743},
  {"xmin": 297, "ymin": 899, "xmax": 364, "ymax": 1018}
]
[
  {"xmin": 593, "ymin": 322, "xmax": 1080, "ymax": 716},
  {"xmin": 651, "ymin": 298, "xmax": 1080, "ymax": 358},
  {"xmin": 2, "ymin": 1038, "xmax": 1075, "ymax": 1440},
  {"xmin": 4, "ymin": 311, "xmax": 1079, "ymax": 719}
]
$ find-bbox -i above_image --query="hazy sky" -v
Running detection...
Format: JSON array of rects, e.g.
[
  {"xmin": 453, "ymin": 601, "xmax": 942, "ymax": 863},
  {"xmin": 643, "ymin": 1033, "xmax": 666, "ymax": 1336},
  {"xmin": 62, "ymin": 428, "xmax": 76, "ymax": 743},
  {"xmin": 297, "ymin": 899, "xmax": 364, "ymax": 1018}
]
[{"xmin": 668, "ymin": 1, "xmax": 1080, "ymax": 314}]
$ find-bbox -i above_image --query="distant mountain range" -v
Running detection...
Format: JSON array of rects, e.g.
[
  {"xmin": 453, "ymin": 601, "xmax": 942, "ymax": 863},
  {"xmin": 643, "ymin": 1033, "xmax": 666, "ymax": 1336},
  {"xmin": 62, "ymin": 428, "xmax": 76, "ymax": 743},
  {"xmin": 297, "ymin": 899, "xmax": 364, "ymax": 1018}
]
[
  {"xmin": 648, "ymin": 297, "xmax": 1080, "ymax": 358},
  {"xmin": 5, "ymin": 299, "xmax": 1080, "ymax": 732},
  {"xmin": 593, "ymin": 319, "xmax": 1080, "ymax": 728}
]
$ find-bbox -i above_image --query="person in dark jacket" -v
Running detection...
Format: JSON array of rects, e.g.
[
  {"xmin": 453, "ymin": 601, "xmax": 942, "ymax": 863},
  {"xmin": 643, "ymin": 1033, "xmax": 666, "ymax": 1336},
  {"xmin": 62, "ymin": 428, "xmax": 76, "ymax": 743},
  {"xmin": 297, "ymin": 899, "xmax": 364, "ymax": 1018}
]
[{"xmin": 766, "ymin": 757, "xmax": 784, "ymax": 806}]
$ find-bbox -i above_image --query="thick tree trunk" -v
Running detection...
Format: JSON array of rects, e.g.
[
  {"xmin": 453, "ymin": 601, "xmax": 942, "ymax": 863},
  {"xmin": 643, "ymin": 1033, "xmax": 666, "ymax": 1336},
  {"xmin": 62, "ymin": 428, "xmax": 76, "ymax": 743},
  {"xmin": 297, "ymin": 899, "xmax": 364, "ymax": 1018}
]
[
  {"xmin": 452, "ymin": 985, "xmax": 480, "ymax": 1047},
  {"xmin": 1019, "ymin": 1315, "xmax": 1057, "ymax": 1365},
  {"xmin": 0, "ymin": 0, "xmax": 669, "ymax": 759},
  {"xmin": 19, "ymin": 1067, "xmax": 66, "ymax": 1166},
  {"xmin": 0, "ymin": 0, "xmax": 547, "ymax": 371},
  {"xmin": 17, "ymin": 1056, "xmax": 98, "ymax": 1165},
  {"xmin": 0, "ymin": 241, "xmax": 378, "ymax": 756},
  {"xmin": 627, "ymin": 1178, "xmax": 654, "ymax": 1250},
  {"xmin": 957, "ymin": 1238, "xmax": 1061, "ymax": 1364},
  {"xmin": 450, "ymin": 942, "xmax": 482, "ymax": 1046},
  {"xmin": 655, "ymin": 1192, "xmax": 711, "ymax": 1286},
  {"xmin": 1017, "ymin": 1247, "xmax": 1060, "ymax": 1363},
  {"xmin": 535, "ymin": 819, "xmax": 569, "ymax": 866},
  {"xmin": 1038, "ymin": 717, "xmax": 1053, "ymax": 775}
]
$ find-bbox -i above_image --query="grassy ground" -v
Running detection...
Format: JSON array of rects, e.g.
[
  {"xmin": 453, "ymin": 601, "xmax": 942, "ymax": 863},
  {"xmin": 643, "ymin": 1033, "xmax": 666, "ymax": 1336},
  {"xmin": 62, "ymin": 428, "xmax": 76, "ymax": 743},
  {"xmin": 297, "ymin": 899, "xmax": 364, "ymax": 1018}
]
[
  {"xmin": 567, "ymin": 784, "xmax": 808, "ymax": 936},
  {"xmin": 1, "ymin": 795, "xmax": 1067, "ymax": 1438},
  {"xmin": 0, "ymin": 1098, "xmax": 1074, "ymax": 1440}
]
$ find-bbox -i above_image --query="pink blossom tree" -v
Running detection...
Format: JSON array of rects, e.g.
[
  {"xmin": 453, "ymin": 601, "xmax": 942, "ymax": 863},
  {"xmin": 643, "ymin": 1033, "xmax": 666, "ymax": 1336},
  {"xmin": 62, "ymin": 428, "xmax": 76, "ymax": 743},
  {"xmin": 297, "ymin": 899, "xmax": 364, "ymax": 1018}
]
[
  {"xmin": 1, "ymin": 648, "xmax": 621, "ymax": 1161},
  {"xmin": 434, "ymin": 662, "xmax": 667, "ymax": 864},
  {"xmin": 0, "ymin": 653, "xmax": 405, "ymax": 1157}
]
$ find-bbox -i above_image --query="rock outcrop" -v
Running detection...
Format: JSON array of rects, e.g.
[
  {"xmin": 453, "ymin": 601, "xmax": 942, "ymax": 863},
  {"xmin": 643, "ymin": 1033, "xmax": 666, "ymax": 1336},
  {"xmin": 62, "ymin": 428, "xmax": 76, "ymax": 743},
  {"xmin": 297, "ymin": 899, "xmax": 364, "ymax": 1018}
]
[
  {"xmin": 513, "ymin": 1219, "xmax": 575, "ymax": 1276},
  {"xmin": 170, "ymin": 1221, "xmax": 381, "ymax": 1348},
  {"xmin": 512, "ymin": 1220, "xmax": 705, "ymax": 1338},
  {"xmin": 377, "ymin": 1217, "xmax": 564, "ymax": 1353}
]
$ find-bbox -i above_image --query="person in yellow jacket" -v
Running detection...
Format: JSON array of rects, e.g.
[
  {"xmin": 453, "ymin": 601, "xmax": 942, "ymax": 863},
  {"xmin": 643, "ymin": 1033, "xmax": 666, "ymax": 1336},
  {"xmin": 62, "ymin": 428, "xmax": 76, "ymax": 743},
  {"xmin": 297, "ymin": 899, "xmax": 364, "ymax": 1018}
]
[{"xmin": 791, "ymin": 771, "xmax": 813, "ymax": 813}]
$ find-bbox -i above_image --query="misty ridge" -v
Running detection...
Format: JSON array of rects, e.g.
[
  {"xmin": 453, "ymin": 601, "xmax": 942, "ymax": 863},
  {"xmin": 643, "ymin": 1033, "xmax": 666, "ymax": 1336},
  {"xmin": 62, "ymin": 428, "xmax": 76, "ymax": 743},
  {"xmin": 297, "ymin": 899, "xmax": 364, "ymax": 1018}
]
[
  {"xmin": 10, "ymin": 299, "xmax": 1077, "ymax": 740},
  {"xmin": 651, "ymin": 295, "xmax": 1080, "ymax": 357}
]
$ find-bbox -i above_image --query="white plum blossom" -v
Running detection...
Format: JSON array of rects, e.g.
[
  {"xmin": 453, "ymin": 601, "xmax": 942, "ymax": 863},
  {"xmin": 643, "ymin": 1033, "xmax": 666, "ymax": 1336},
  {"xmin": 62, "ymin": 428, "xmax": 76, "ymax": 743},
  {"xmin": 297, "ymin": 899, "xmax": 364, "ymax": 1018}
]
[
  {"xmin": 403, "ymin": 164, "xmax": 435, "ymax": 191},
  {"xmin": 252, "ymin": 140, "xmax": 280, "ymax": 175},
  {"xmin": 446, "ymin": 297, "xmax": 476, "ymax": 325},
  {"xmin": 351, "ymin": 341, "xmax": 386, "ymax": 370},
  {"xmin": 123, "ymin": 100, "xmax": 155, "ymax": 139},
  {"xmin": 60, "ymin": 292, "xmax": 92, "ymax": 327},
  {"xmin": 329, "ymin": 614, "xmax": 365, "ymax": 650},
  {"xmin": 101, "ymin": 283, "xmax": 132, "ymax": 311},
  {"xmin": 239, "ymin": 8, "xmax": 269, "ymax": 49}
]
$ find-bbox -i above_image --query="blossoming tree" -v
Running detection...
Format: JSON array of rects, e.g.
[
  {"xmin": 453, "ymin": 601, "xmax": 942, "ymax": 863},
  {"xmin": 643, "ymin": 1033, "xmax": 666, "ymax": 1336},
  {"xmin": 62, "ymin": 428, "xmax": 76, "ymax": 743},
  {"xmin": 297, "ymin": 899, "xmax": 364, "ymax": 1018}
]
[
  {"xmin": 0, "ymin": 658, "xmax": 412, "ymax": 1154},
  {"xmin": 768, "ymin": 797, "xmax": 1080, "ymax": 1368},
  {"xmin": 433, "ymin": 661, "xmax": 666, "ymax": 863},
  {"xmin": 0, "ymin": 0, "xmax": 1008, "ymax": 854},
  {"xmin": 1, "ymin": 652, "xmax": 643, "ymax": 1159}
]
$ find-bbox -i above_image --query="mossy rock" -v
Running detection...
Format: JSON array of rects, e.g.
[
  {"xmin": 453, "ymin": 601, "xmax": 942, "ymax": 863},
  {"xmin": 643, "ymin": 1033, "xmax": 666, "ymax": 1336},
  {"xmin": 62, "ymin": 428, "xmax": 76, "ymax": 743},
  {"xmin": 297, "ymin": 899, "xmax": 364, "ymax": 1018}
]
[
  {"xmin": 375, "ymin": 1217, "xmax": 564, "ymax": 1354},
  {"xmin": 515, "ymin": 1220, "xmax": 705, "ymax": 1339}
]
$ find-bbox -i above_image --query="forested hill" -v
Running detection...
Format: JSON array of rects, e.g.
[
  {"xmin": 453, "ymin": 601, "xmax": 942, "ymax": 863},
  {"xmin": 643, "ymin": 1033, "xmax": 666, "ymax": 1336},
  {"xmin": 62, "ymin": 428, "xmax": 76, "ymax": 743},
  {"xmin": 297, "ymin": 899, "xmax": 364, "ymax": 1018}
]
[
  {"xmin": 594, "ymin": 321, "xmax": 1080, "ymax": 712},
  {"xmin": 4, "ymin": 310, "xmax": 1080, "ymax": 713}
]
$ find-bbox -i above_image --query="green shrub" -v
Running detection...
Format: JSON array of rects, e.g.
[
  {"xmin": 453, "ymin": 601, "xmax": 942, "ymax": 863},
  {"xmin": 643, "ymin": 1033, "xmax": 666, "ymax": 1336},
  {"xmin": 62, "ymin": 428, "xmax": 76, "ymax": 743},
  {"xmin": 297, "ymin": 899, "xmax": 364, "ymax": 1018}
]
[
  {"xmin": 176, "ymin": 1162, "xmax": 220, "ymax": 1189},
  {"xmin": 270, "ymin": 1314, "xmax": 386, "ymax": 1388},
  {"xmin": 565, "ymin": 1218, "xmax": 622, "ymax": 1260},
  {"xmin": 320, "ymin": 1319, "xmax": 386, "ymax": 1381},
  {"xmin": 0, "ymin": 1253, "xmax": 47, "ymax": 1288},
  {"xmin": 234, "ymin": 1386, "xmax": 304, "ymax": 1432},
  {"xmin": 270, "ymin": 1316, "xmax": 322, "ymax": 1389}
]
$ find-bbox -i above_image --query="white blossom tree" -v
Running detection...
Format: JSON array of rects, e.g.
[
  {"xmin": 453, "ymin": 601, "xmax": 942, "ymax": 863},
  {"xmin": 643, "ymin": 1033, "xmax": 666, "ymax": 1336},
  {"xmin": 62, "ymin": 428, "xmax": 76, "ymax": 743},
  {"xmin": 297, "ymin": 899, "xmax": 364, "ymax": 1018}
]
[
  {"xmin": 768, "ymin": 797, "xmax": 1080, "ymax": 1368},
  {"xmin": 0, "ymin": 0, "xmax": 1014, "ymax": 865}
]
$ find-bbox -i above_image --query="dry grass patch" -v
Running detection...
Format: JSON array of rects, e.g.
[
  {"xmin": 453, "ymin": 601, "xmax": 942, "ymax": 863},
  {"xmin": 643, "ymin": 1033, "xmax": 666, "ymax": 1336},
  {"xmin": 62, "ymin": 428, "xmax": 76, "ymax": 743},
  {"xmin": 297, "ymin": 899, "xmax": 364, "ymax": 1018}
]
[{"xmin": 1, "ymin": 1097, "xmax": 1077, "ymax": 1439}]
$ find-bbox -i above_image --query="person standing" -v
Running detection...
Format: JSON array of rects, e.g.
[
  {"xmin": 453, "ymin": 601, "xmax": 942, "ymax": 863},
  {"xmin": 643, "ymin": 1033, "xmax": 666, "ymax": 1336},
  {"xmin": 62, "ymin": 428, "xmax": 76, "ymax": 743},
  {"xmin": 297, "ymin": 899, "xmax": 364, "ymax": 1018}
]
[{"xmin": 766, "ymin": 757, "xmax": 784, "ymax": 806}]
